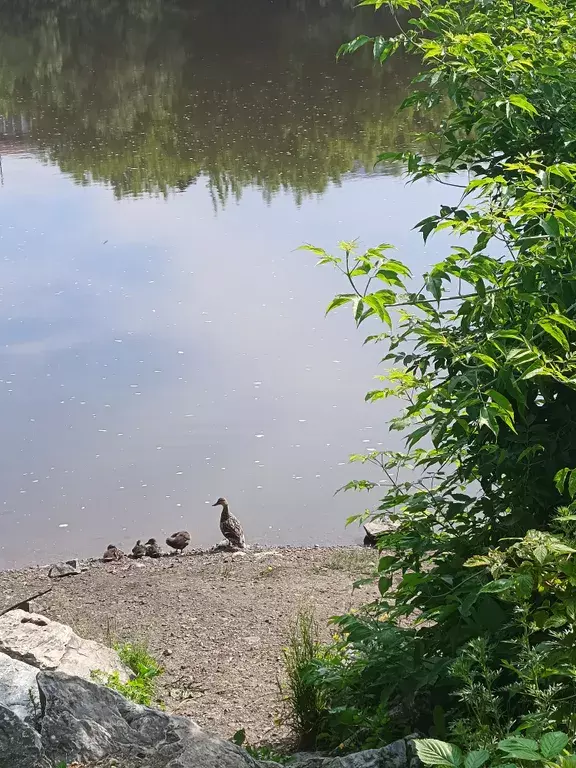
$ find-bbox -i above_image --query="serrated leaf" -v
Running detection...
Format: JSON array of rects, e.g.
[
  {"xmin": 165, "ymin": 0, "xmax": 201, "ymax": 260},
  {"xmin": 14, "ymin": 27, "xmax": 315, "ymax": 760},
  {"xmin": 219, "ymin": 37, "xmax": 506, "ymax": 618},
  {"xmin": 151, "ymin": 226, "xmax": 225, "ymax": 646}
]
[
  {"xmin": 415, "ymin": 739, "xmax": 463, "ymax": 768},
  {"xmin": 464, "ymin": 751, "xmax": 490, "ymax": 768},
  {"xmin": 498, "ymin": 737, "xmax": 541, "ymax": 761},
  {"xmin": 540, "ymin": 732, "xmax": 569, "ymax": 759}
]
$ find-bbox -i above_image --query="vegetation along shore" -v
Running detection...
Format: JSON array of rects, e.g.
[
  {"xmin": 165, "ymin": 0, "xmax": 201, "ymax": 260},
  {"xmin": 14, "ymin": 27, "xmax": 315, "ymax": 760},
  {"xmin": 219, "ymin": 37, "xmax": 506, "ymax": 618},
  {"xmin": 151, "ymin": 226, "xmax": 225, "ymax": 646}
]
[{"xmin": 4, "ymin": 0, "xmax": 576, "ymax": 763}]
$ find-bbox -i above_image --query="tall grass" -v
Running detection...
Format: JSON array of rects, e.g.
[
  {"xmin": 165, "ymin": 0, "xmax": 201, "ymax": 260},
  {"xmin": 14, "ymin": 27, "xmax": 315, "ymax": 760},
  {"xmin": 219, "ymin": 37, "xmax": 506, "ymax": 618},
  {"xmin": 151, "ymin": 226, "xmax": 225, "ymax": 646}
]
[{"xmin": 281, "ymin": 607, "xmax": 328, "ymax": 749}]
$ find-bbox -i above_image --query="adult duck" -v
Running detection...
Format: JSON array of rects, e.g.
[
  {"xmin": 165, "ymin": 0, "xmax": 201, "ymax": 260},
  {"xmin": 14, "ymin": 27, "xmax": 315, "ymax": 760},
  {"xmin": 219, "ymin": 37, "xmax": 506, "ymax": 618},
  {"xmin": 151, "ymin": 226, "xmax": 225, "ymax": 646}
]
[{"xmin": 212, "ymin": 497, "xmax": 246, "ymax": 549}]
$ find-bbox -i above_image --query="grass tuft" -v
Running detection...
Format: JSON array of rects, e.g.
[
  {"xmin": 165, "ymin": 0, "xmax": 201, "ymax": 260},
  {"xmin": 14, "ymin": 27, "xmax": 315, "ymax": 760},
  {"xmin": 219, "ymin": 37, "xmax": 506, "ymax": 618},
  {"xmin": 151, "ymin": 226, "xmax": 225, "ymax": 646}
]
[
  {"xmin": 92, "ymin": 640, "xmax": 163, "ymax": 707},
  {"xmin": 280, "ymin": 607, "xmax": 328, "ymax": 749}
]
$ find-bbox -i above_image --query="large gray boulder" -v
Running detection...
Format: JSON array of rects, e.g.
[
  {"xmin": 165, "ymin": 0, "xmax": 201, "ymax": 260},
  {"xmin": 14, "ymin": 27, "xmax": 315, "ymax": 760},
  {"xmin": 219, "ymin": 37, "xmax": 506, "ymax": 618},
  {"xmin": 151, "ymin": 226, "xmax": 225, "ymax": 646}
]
[
  {"xmin": 0, "ymin": 703, "xmax": 47, "ymax": 768},
  {"xmin": 0, "ymin": 610, "xmax": 130, "ymax": 682},
  {"xmin": 38, "ymin": 671, "xmax": 268, "ymax": 767},
  {"xmin": 0, "ymin": 653, "xmax": 39, "ymax": 723}
]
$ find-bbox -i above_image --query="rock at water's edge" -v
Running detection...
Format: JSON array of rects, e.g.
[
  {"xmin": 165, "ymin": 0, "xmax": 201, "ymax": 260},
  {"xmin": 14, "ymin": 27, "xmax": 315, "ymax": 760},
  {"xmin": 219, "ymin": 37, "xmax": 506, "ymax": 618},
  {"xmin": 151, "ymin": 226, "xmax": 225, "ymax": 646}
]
[
  {"xmin": 48, "ymin": 560, "xmax": 82, "ymax": 577},
  {"xmin": 363, "ymin": 519, "xmax": 398, "ymax": 547}
]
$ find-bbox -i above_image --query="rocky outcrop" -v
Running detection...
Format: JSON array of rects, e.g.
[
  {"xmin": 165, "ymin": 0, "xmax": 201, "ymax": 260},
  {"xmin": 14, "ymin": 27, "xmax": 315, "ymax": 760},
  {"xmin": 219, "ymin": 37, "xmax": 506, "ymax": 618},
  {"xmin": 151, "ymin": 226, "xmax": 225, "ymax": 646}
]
[
  {"xmin": 0, "ymin": 609, "xmax": 130, "ymax": 683},
  {"xmin": 27, "ymin": 671, "xmax": 266, "ymax": 767},
  {"xmin": 0, "ymin": 611, "xmax": 419, "ymax": 768}
]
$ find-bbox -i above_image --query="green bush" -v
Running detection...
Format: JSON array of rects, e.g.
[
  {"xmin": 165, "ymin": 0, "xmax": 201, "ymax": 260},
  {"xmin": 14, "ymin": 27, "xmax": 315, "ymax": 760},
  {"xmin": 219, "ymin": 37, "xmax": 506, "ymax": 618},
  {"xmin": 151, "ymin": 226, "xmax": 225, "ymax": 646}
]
[
  {"xmin": 415, "ymin": 732, "xmax": 574, "ymax": 768},
  {"xmin": 295, "ymin": 0, "xmax": 576, "ymax": 751}
]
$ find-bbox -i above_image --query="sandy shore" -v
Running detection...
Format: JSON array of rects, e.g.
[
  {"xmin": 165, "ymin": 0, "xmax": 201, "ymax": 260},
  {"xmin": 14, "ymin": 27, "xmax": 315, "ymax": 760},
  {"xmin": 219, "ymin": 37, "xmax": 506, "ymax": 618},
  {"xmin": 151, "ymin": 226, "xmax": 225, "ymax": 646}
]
[{"xmin": 0, "ymin": 546, "xmax": 378, "ymax": 747}]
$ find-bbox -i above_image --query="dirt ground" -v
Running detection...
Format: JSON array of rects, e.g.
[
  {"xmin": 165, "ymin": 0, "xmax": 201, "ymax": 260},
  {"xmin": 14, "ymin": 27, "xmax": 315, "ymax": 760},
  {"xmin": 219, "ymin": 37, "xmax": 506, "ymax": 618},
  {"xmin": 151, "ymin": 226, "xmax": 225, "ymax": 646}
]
[{"xmin": 0, "ymin": 546, "xmax": 378, "ymax": 747}]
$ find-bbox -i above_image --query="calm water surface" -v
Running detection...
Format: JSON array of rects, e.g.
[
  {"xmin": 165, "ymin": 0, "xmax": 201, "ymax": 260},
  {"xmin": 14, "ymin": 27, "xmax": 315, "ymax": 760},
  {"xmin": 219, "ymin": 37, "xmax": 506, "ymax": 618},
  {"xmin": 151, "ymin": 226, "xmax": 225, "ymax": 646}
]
[{"xmin": 0, "ymin": 0, "xmax": 444, "ymax": 568}]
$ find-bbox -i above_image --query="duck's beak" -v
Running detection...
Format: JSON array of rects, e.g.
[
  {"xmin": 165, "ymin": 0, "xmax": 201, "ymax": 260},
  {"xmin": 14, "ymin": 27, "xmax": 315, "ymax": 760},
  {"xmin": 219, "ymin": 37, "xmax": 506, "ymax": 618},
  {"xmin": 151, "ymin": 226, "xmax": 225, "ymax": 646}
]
[{"xmin": 212, "ymin": 501, "xmax": 219, "ymax": 507}]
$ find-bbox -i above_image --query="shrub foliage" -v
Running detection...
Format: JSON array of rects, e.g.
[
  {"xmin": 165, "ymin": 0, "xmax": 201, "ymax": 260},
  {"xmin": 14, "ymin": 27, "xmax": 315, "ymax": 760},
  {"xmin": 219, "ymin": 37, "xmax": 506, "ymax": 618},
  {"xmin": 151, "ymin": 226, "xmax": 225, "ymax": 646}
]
[{"xmin": 298, "ymin": 0, "xmax": 576, "ymax": 751}]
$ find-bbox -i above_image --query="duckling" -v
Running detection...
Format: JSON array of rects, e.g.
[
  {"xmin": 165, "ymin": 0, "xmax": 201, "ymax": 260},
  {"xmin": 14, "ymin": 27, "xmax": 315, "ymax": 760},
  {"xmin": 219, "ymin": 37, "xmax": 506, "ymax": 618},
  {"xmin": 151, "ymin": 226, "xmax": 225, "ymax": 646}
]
[
  {"xmin": 131, "ymin": 539, "xmax": 146, "ymax": 559},
  {"xmin": 166, "ymin": 530, "xmax": 191, "ymax": 554},
  {"xmin": 102, "ymin": 544, "xmax": 123, "ymax": 562},
  {"xmin": 145, "ymin": 538, "xmax": 162, "ymax": 558},
  {"xmin": 212, "ymin": 497, "xmax": 246, "ymax": 549}
]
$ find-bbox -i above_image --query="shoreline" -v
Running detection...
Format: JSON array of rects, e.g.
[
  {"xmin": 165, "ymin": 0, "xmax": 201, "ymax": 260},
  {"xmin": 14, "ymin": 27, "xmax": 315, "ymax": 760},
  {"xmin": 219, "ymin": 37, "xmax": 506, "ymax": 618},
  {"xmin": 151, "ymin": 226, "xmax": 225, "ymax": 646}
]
[
  {"xmin": 0, "ymin": 546, "xmax": 378, "ymax": 744},
  {"xmin": 0, "ymin": 541, "xmax": 367, "ymax": 576}
]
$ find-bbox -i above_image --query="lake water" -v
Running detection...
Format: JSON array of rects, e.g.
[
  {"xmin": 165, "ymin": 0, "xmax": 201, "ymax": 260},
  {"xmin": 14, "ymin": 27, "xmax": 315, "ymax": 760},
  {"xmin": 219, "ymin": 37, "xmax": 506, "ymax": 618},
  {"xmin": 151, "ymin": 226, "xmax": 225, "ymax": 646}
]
[{"xmin": 0, "ymin": 0, "xmax": 445, "ymax": 569}]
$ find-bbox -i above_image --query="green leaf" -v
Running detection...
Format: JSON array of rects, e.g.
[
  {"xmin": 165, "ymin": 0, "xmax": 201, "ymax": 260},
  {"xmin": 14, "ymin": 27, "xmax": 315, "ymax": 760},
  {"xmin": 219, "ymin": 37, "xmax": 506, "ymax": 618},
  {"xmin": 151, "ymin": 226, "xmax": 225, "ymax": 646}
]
[
  {"xmin": 415, "ymin": 739, "xmax": 463, "ymax": 768},
  {"xmin": 568, "ymin": 469, "xmax": 576, "ymax": 499},
  {"xmin": 464, "ymin": 751, "xmax": 490, "ymax": 768},
  {"xmin": 471, "ymin": 353, "xmax": 497, "ymax": 372},
  {"xmin": 524, "ymin": 0, "xmax": 551, "ymax": 10},
  {"xmin": 407, "ymin": 424, "xmax": 431, "ymax": 448},
  {"xmin": 337, "ymin": 35, "xmax": 372, "ymax": 58},
  {"xmin": 555, "ymin": 467, "xmax": 571, "ymax": 494},
  {"xmin": 325, "ymin": 294, "xmax": 355, "ymax": 315},
  {"xmin": 478, "ymin": 406, "xmax": 499, "ymax": 437},
  {"xmin": 541, "ymin": 215, "xmax": 561, "ymax": 238},
  {"xmin": 508, "ymin": 94, "xmax": 538, "ymax": 115},
  {"xmin": 232, "ymin": 728, "xmax": 247, "ymax": 746},
  {"xmin": 538, "ymin": 319, "xmax": 569, "ymax": 351},
  {"xmin": 488, "ymin": 390, "xmax": 516, "ymax": 431},
  {"xmin": 425, "ymin": 275, "xmax": 443, "ymax": 302},
  {"xmin": 540, "ymin": 732, "xmax": 569, "ymax": 759},
  {"xmin": 498, "ymin": 737, "xmax": 542, "ymax": 761},
  {"xmin": 480, "ymin": 579, "xmax": 513, "ymax": 593},
  {"xmin": 379, "ymin": 576, "xmax": 393, "ymax": 594}
]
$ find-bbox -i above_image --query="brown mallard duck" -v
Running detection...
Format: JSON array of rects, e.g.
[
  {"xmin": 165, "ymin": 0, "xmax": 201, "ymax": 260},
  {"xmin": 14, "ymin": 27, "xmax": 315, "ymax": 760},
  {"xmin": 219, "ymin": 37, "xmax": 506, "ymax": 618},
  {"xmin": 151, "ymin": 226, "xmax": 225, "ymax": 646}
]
[
  {"xmin": 145, "ymin": 538, "xmax": 162, "ymax": 558},
  {"xmin": 102, "ymin": 544, "xmax": 123, "ymax": 562},
  {"xmin": 166, "ymin": 530, "xmax": 191, "ymax": 554},
  {"xmin": 131, "ymin": 539, "xmax": 146, "ymax": 559},
  {"xmin": 212, "ymin": 497, "xmax": 246, "ymax": 549}
]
